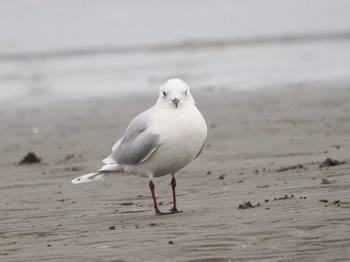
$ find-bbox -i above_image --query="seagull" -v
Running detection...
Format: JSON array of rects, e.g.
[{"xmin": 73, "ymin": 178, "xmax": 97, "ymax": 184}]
[{"xmin": 71, "ymin": 79, "xmax": 207, "ymax": 215}]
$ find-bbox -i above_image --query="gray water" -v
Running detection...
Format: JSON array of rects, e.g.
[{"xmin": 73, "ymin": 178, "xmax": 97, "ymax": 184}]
[{"xmin": 1, "ymin": 0, "xmax": 350, "ymax": 105}]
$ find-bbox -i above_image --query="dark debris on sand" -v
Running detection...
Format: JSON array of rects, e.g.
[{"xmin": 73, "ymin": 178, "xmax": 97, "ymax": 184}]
[
  {"xmin": 119, "ymin": 202, "xmax": 133, "ymax": 206},
  {"xmin": 276, "ymin": 164, "xmax": 304, "ymax": 172},
  {"xmin": 19, "ymin": 152, "xmax": 41, "ymax": 165},
  {"xmin": 238, "ymin": 201, "xmax": 262, "ymax": 209},
  {"xmin": 273, "ymin": 194, "xmax": 294, "ymax": 201},
  {"xmin": 321, "ymin": 178, "xmax": 331, "ymax": 184},
  {"xmin": 218, "ymin": 174, "xmax": 226, "ymax": 180},
  {"xmin": 319, "ymin": 158, "xmax": 345, "ymax": 168}
]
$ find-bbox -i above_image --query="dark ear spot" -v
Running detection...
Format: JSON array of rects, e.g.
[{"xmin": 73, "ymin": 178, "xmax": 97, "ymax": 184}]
[{"xmin": 185, "ymin": 90, "xmax": 188, "ymax": 95}]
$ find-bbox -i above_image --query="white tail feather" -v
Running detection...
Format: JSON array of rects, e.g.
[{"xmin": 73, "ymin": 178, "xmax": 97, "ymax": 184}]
[
  {"xmin": 71, "ymin": 172, "xmax": 105, "ymax": 184},
  {"xmin": 102, "ymin": 154, "xmax": 115, "ymax": 164}
]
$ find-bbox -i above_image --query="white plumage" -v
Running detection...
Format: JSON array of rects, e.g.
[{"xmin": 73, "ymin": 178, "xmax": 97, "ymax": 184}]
[{"xmin": 72, "ymin": 79, "xmax": 207, "ymax": 215}]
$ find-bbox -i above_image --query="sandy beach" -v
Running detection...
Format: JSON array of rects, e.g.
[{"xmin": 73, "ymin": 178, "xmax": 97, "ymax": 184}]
[
  {"xmin": 1, "ymin": 83, "xmax": 350, "ymax": 261},
  {"xmin": 2, "ymin": 1, "xmax": 350, "ymax": 261}
]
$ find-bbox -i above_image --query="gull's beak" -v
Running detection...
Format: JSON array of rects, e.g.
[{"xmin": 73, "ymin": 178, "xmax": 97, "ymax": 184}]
[{"xmin": 171, "ymin": 97, "xmax": 180, "ymax": 108}]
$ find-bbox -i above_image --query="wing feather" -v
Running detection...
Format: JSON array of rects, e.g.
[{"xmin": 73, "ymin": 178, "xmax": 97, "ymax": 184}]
[{"xmin": 110, "ymin": 110, "xmax": 160, "ymax": 165}]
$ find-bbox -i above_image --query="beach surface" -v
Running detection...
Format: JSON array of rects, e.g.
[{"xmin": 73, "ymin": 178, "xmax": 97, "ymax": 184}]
[{"xmin": 1, "ymin": 84, "xmax": 350, "ymax": 261}]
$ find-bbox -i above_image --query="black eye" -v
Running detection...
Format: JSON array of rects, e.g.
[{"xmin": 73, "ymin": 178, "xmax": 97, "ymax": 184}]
[{"xmin": 163, "ymin": 91, "xmax": 167, "ymax": 96}]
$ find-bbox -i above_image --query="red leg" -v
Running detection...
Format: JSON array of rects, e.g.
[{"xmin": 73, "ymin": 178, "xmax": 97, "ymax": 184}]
[
  {"xmin": 149, "ymin": 180, "xmax": 161, "ymax": 214},
  {"xmin": 169, "ymin": 177, "xmax": 182, "ymax": 213},
  {"xmin": 148, "ymin": 179, "xmax": 181, "ymax": 215}
]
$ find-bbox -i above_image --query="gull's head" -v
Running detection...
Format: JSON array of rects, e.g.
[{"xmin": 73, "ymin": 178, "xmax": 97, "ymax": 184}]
[{"xmin": 156, "ymin": 79, "xmax": 195, "ymax": 108}]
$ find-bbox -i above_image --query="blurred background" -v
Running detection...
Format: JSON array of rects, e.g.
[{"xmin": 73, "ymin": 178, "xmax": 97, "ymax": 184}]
[{"xmin": 1, "ymin": 0, "xmax": 350, "ymax": 105}]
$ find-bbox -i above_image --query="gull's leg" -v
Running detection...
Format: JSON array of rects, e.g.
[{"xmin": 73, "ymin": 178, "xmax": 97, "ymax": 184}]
[
  {"xmin": 169, "ymin": 176, "xmax": 182, "ymax": 213},
  {"xmin": 149, "ymin": 180, "xmax": 161, "ymax": 214},
  {"xmin": 148, "ymin": 179, "xmax": 181, "ymax": 215}
]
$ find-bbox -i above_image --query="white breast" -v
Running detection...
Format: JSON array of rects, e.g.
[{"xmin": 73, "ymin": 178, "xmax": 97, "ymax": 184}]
[{"xmin": 125, "ymin": 105, "xmax": 207, "ymax": 177}]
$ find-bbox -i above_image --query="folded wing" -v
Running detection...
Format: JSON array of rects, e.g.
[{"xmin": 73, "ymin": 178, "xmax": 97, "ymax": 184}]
[{"xmin": 103, "ymin": 110, "xmax": 160, "ymax": 166}]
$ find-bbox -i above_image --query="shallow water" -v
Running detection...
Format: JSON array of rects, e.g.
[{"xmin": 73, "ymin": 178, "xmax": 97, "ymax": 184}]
[{"xmin": 1, "ymin": 0, "xmax": 350, "ymax": 106}]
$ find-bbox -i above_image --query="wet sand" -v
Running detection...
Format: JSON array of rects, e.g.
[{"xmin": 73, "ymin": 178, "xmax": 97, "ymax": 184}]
[{"xmin": 1, "ymin": 84, "xmax": 350, "ymax": 261}]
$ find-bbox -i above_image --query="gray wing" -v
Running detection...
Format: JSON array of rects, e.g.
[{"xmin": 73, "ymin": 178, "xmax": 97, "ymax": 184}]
[{"xmin": 112, "ymin": 110, "xmax": 160, "ymax": 165}]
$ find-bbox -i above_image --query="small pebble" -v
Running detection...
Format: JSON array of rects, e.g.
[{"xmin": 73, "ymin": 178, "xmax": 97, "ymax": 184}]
[
  {"xmin": 321, "ymin": 179, "xmax": 331, "ymax": 184},
  {"xmin": 218, "ymin": 174, "xmax": 226, "ymax": 180}
]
